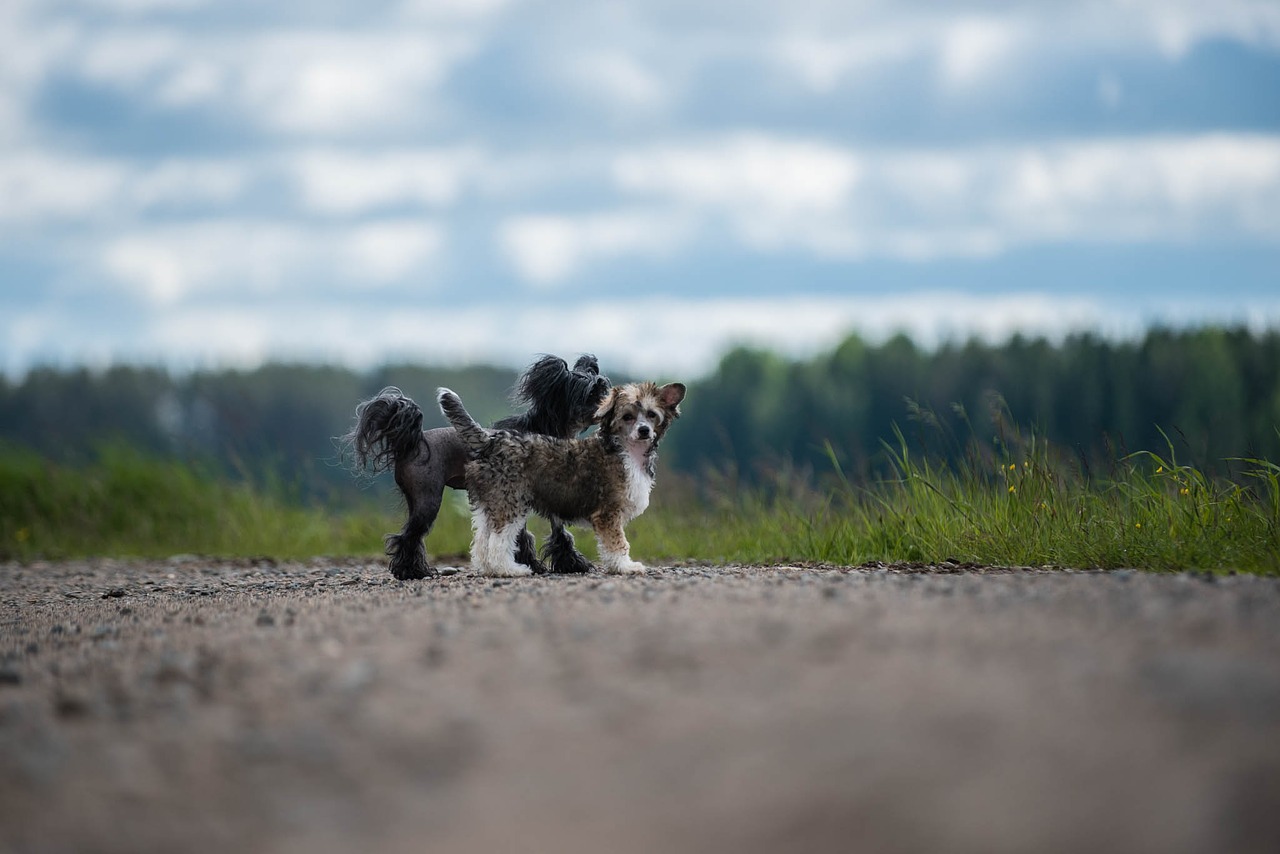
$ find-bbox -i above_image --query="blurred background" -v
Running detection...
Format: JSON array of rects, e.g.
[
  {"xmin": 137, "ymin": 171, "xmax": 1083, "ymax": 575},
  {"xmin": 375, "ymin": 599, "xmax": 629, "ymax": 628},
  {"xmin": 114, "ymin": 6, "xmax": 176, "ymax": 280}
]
[{"xmin": 2, "ymin": 0, "xmax": 1279, "ymax": 516}]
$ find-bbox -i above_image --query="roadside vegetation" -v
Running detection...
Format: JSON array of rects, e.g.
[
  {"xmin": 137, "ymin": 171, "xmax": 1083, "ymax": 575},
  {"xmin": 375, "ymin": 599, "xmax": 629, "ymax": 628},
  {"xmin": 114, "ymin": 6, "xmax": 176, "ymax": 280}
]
[{"xmin": 4, "ymin": 432, "xmax": 1277, "ymax": 574}]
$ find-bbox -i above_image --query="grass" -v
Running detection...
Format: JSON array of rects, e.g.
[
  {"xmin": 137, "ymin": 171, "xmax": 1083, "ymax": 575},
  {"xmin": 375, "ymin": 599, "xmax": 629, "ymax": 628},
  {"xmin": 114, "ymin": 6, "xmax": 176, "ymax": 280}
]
[
  {"xmin": 630, "ymin": 425, "xmax": 1280, "ymax": 575},
  {"xmin": 3, "ymin": 435, "xmax": 1278, "ymax": 574},
  {"xmin": 0, "ymin": 444, "xmax": 472, "ymax": 563}
]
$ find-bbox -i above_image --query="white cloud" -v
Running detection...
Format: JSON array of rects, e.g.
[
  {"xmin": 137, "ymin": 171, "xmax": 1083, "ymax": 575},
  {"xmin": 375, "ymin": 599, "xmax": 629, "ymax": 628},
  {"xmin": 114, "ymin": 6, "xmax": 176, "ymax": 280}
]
[
  {"xmin": 609, "ymin": 132, "xmax": 1280, "ymax": 261},
  {"xmin": 99, "ymin": 218, "xmax": 444, "ymax": 303},
  {"xmin": 1131, "ymin": 0, "xmax": 1280, "ymax": 57},
  {"xmin": 59, "ymin": 26, "xmax": 476, "ymax": 136},
  {"xmin": 13, "ymin": 290, "xmax": 1280, "ymax": 381},
  {"xmin": 0, "ymin": 152, "xmax": 127, "ymax": 223},
  {"xmin": 771, "ymin": 30, "xmax": 917, "ymax": 92},
  {"xmin": 395, "ymin": 0, "xmax": 516, "ymax": 23},
  {"xmin": 340, "ymin": 220, "xmax": 444, "ymax": 283},
  {"xmin": 0, "ymin": 150, "xmax": 255, "ymax": 224},
  {"xmin": 499, "ymin": 210, "xmax": 694, "ymax": 287},
  {"xmin": 290, "ymin": 147, "xmax": 484, "ymax": 215},
  {"xmin": 240, "ymin": 32, "xmax": 473, "ymax": 134},
  {"xmin": 614, "ymin": 135, "xmax": 862, "ymax": 215},
  {"xmin": 560, "ymin": 50, "xmax": 668, "ymax": 113},
  {"xmin": 938, "ymin": 17, "xmax": 1020, "ymax": 88}
]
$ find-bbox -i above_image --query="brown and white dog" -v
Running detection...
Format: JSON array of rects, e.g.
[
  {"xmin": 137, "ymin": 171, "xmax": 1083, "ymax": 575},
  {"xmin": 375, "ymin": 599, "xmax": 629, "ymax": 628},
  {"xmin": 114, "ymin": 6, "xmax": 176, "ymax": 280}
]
[{"xmin": 437, "ymin": 381, "xmax": 686, "ymax": 576}]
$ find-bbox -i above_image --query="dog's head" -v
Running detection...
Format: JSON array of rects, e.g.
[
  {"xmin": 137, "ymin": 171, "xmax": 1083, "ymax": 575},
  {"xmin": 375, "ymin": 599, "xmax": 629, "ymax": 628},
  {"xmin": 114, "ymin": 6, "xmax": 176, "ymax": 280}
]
[
  {"xmin": 595, "ymin": 381, "xmax": 686, "ymax": 449},
  {"xmin": 510, "ymin": 353, "xmax": 611, "ymax": 437}
]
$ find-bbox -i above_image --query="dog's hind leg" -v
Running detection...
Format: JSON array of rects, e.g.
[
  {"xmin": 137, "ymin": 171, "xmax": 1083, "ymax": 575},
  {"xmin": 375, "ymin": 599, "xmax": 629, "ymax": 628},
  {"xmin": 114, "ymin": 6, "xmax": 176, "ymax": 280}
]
[
  {"xmin": 473, "ymin": 510, "xmax": 532, "ymax": 577},
  {"xmin": 386, "ymin": 472, "xmax": 443, "ymax": 580},
  {"xmin": 513, "ymin": 528, "xmax": 549, "ymax": 574},
  {"xmin": 542, "ymin": 522, "xmax": 595, "ymax": 574}
]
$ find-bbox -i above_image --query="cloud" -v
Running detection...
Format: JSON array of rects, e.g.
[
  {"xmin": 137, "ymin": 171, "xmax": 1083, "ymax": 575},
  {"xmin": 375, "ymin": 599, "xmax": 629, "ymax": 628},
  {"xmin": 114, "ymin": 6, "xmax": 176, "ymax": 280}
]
[
  {"xmin": 237, "ymin": 32, "xmax": 474, "ymax": 135},
  {"xmin": 99, "ymin": 218, "xmax": 444, "ymax": 303},
  {"xmin": 0, "ymin": 150, "xmax": 255, "ymax": 224},
  {"xmin": 12, "ymin": 289, "xmax": 1280, "ymax": 381},
  {"xmin": 289, "ymin": 147, "xmax": 484, "ymax": 215},
  {"xmin": 607, "ymin": 132, "xmax": 1280, "ymax": 262},
  {"xmin": 938, "ymin": 17, "xmax": 1020, "ymax": 88},
  {"xmin": 614, "ymin": 134, "xmax": 862, "ymax": 214},
  {"xmin": 0, "ymin": 152, "xmax": 127, "ymax": 224},
  {"xmin": 59, "ymin": 25, "xmax": 476, "ymax": 136},
  {"xmin": 558, "ymin": 50, "xmax": 668, "ymax": 113},
  {"xmin": 499, "ymin": 210, "xmax": 694, "ymax": 287}
]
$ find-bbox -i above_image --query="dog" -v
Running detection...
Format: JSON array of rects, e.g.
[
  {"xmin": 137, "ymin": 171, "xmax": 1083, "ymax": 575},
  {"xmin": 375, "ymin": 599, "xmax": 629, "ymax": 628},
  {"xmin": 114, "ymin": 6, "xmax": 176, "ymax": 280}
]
[
  {"xmin": 345, "ymin": 354, "xmax": 610, "ymax": 579},
  {"xmin": 438, "ymin": 380, "xmax": 685, "ymax": 577}
]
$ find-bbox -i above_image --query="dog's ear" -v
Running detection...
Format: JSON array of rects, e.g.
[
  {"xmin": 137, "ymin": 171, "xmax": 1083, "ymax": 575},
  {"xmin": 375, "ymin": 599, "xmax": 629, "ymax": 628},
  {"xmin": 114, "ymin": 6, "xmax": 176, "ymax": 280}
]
[
  {"xmin": 593, "ymin": 387, "xmax": 618, "ymax": 423},
  {"xmin": 513, "ymin": 354, "xmax": 570, "ymax": 405},
  {"xmin": 658, "ymin": 383, "xmax": 686, "ymax": 415}
]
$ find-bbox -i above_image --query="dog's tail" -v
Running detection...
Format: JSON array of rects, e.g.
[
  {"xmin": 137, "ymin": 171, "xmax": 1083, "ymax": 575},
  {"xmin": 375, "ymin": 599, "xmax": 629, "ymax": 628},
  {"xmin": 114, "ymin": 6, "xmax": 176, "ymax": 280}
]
[
  {"xmin": 437, "ymin": 388, "xmax": 490, "ymax": 456},
  {"xmin": 343, "ymin": 387, "xmax": 426, "ymax": 474}
]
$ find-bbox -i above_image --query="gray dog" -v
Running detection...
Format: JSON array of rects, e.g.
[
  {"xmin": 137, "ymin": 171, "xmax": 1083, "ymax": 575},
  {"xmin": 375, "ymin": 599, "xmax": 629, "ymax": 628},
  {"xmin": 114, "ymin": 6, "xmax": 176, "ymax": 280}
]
[{"xmin": 345, "ymin": 354, "xmax": 610, "ymax": 579}]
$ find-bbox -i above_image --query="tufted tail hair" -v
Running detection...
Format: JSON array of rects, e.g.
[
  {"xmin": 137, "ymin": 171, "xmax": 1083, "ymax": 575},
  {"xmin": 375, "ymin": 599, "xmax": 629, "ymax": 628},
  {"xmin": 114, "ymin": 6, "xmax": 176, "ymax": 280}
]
[
  {"xmin": 343, "ymin": 387, "xmax": 426, "ymax": 474},
  {"xmin": 437, "ymin": 388, "xmax": 490, "ymax": 456}
]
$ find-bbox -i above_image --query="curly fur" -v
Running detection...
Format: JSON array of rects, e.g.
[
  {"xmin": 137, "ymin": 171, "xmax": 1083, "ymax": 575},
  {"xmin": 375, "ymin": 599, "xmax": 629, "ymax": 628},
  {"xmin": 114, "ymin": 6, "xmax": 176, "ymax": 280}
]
[
  {"xmin": 439, "ymin": 380, "xmax": 686, "ymax": 577},
  {"xmin": 343, "ymin": 354, "xmax": 609, "ymax": 579}
]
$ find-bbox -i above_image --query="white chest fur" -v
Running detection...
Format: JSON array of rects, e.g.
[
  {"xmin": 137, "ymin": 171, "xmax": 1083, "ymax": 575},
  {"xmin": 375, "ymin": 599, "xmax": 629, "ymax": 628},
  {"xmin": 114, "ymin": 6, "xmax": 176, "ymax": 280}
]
[{"xmin": 622, "ymin": 447, "xmax": 655, "ymax": 520}]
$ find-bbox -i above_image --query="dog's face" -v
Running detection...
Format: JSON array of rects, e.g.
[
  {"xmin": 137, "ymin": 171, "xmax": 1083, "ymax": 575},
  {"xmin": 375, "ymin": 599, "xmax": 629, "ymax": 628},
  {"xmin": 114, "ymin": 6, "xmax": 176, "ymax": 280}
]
[
  {"xmin": 514, "ymin": 353, "xmax": 611, "ymax": 436},
  {"xmin": 596, "ymin": 381, "xmax": 686, "ymax": 447}
]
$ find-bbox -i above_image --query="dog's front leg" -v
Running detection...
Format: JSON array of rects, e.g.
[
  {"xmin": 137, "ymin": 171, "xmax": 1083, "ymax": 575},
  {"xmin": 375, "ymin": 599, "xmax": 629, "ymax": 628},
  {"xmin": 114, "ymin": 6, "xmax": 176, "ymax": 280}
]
[{"xmin": 593, "ymin": 514, "xmax": 645, "ymax": 574}]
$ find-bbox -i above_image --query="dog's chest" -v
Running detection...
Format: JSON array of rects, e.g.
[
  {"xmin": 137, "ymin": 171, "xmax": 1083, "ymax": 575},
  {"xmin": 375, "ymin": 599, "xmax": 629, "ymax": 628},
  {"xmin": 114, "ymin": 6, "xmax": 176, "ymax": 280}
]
[{"xmin": 622, "ymin": 448, "xmax": 654, "ymax": 517}]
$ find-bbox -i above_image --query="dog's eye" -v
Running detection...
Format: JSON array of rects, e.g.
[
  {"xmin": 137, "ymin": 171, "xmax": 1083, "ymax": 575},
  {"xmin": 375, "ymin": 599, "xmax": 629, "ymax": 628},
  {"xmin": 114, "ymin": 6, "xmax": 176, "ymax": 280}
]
[
  {"xmin": 622, "ymin": 413, "xmax": 635, "ymax": 422},
  {"xmin": 645, "ymin": 410, "xmax": 658, "ymax": 420}
]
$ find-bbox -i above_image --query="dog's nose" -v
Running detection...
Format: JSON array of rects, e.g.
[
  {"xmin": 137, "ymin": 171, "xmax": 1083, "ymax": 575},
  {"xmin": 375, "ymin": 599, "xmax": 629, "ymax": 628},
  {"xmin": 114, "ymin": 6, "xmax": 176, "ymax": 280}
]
[{"xmin": 637, "ymin": 424, "xmax": 651, "ymax": 438}]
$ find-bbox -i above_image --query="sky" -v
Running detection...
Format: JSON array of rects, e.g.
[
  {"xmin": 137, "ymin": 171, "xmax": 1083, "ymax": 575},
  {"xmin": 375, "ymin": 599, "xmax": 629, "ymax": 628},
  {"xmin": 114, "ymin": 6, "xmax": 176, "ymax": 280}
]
[{"xmin": 2, "ymin": 0, "xmax": 1279, "ymax": 380}]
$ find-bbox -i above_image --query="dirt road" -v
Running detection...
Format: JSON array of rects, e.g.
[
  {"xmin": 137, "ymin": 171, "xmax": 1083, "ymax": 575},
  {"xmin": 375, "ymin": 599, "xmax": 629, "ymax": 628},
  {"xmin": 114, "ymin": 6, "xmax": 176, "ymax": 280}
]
[{"xmin": 2, "ymin": 558, "xmax": 1279, "ymax": 854}]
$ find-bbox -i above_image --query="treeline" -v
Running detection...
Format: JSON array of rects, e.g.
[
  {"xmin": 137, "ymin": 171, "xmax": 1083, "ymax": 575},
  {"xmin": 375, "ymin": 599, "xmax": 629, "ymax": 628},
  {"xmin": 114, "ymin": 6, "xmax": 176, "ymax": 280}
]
[
  {"xmin": 2, "ymin": 326, "xmax": 1278, "ymax": 505},
  {"xmin": 673, "ymin": 326, "xmax": 1280, "ymax": 482}
]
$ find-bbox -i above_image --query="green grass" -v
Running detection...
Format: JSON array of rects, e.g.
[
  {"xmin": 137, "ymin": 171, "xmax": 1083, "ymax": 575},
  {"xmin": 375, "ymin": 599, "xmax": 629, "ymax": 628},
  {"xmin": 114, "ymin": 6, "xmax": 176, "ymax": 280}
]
[
  {"xmin": 630, "ymin": 429, "xmax": 1280, "ymax": 575},
  {"xmin": 3, "ymin": 438, "xmax": 1278, "ymax": 574},
  {"xmin": 0, "ymin": 445, "xmax": 471, "ymax": 562}
]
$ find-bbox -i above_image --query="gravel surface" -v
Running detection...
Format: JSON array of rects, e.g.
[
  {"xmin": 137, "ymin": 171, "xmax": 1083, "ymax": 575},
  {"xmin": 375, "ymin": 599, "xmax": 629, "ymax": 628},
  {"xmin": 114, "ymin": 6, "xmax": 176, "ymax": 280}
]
[{"xmin": 3, "ymin": 558, "xmax": 1280, "ymax": 854}]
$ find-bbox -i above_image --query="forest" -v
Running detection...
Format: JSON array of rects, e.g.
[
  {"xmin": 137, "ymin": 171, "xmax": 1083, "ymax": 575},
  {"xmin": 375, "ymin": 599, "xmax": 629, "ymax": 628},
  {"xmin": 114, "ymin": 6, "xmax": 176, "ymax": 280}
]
[{"xmin": 2, "ymin": 325, "xmax": 1279, "ymax": 507}]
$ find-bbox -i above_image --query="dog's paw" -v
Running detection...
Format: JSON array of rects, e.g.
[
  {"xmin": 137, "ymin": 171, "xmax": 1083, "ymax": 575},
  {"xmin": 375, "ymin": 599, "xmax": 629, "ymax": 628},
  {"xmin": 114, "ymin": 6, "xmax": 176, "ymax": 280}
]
[
  {"xmin": 388, "ymin": 555, "xmax": 434, "ymax": 580},
  {"xmin": 547, "ymin": 550, "xmax": 595, "ymax": 575},
  {"xmin": 390, "ymin": 564, "xmax": 434, "ymax": 580},
  {"xmin": 605, "ymin": 558, "xmax": 646, "ymax": 575},
  {"xmin": 481, "ymin": 562, "xmax": 533, "ymax": 578}
]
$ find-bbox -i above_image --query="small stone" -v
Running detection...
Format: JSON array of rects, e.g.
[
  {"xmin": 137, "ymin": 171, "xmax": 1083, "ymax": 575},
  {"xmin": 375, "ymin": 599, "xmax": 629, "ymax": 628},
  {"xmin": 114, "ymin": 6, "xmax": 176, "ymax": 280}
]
[
  {"xmin": 102, "ymin": 588, "xmax": 126, "ymax": 599},
  {"xmin": 0, "ymin": 668, "xmax": 21, "ymax": 686},
  {"xmin": 256, "ymin": 611, "xmax": 276, "ymax": 627},
  {"xmin": 438, "ymin": 567, "xmax": 461, "ymax": 576}
]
